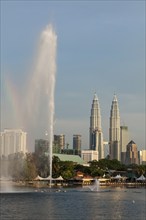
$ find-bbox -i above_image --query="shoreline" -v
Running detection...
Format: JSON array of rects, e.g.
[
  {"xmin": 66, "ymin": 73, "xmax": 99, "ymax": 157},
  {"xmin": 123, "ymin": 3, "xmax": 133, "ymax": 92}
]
[
  {"xmin": 13, "ymin": 180, "xmax": 146, "ymax": 188},
  {"xmin": 1, "ymin": 179, "xmax": 146, "ymax": 189}
]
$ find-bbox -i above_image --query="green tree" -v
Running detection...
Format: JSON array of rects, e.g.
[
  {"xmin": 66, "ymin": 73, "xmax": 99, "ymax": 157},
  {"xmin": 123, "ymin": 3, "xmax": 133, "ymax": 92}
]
[
  {"xmin": 22, "ymin": 153, "xmax": 37, "ymax": 180},
  {"xmin": 137, "ymin": 165, "xmax": 146, "ymax": 175},
  {"xmin": 8, "ymin": 152, "xmax": 25, "ymax": 181},
  {"xmin": 52, "ymin": 156, "xmax": 61, "ymax": 178},
  {"xmin": 61, "ymin": 170, "xmax": 74, "ymax": 180},
  {"xmin": 91, "ymin": 168, "xmax": 104, "ymax": 177},
  {"xmin": 60, "ymin": 161, "xmax": 75, "ymax": 180},
  {"xmin": 33, "ymin": 153, "xmax": 50, "ymax": 177}
]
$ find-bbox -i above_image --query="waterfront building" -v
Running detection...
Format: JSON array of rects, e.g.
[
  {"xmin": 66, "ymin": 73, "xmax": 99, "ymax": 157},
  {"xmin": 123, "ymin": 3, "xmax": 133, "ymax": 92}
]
[
  {"xmin": 54, "ymin": 134, "xmax": 65, "ymax": 150},
  {"xmin": 125, "ymin": 140, "xmax": 139, "ymax": 165},
  {"xmin": 89, "ymin": 93, "xmax": 104, "ymax": 159},
  {"xmin": 0, "ymin": 129, "xmax": 27, "ymax": 157},
  {"xmin": 53, "ymin": 153, "xmax": 85, "ymax": 165},
  {"xmin": 109, "ymin": 95, "xmax": 121, "ymax": 161},
  {"xmin": 81, "ymin": 150, "xmax": 98, "ymax": 163}
]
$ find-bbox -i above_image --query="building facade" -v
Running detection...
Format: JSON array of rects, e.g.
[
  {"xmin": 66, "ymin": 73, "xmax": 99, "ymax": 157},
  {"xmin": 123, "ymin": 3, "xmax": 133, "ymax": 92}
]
[
  {"xmin": 72, "ymin": 134, "xmax": 81, "ymax": 156},
  {"xmin": 89, "ymin": 93, "xmax": 104, "ymax": 159},
  {"xmin": 138, "ymin": 150, "xmax": 146, "ymax": 165},
  {"xmin": 0, "ymin": 129, "xmax": 27, "ymax": 157},
  {"xmin": 81, "ymin": 150, "xmax": 98, "ymax": 164},
  {"xmin": 73, "ymin": 135, "xmax": 81, "ymax": 151},
  {"xmin": 120, "ymin": 126, "xmax": 129, "ymax": 152},
  {"xmin": 120, "ymin": 126, "xmax": 129, "ymax": 164},
  {"xmin": 125, "ymin": 140, "xmax": 139, "ymax": 165},
  {"xmin": 54, "ymin": 134, "xmax": 65, "ymax": 150},
  {"xmin": 109, "ymin": 95, "xmax": 121, "ymax": 161}
]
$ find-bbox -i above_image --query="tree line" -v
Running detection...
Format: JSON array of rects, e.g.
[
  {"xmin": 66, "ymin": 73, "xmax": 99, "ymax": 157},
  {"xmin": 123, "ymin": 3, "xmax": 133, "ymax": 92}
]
[{"xmin": 0, "ymin": 152, "xmax": 146, "ymax": 181}]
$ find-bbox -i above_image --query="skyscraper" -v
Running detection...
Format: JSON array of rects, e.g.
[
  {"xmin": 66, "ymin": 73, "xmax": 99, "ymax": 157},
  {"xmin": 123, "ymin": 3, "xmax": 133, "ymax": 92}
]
[
  {"xmin": 125, "ymin": 140, "xmax": 139, "ymax": 165},
  {"xmin": 0, "ymin": 129, "xmax": 27, "ymax": 157},
  {"xmin": 89, "ymin": 93, "xmax": 104, "ymax": 159},
  {"xmin": 109, "ymin": 95, "xmax": 121, "ymax": 161},
  {"xmin": 73, "ymin": 134, "xmax": 81, "ymax": 156},
  {"xmin": 120, "ymin": 126, "xmax": 129, "ymax": 163},
  {"xmin": 73, "ymin": 134, "xmax": 81, "ymax": 151},
  {"xmin": 120, "ymin": 126, "xmax": 129, "ymax": 152},
  {"xmin": 54, "ymin": 134, "xmax": 65, "ymax": 150}
]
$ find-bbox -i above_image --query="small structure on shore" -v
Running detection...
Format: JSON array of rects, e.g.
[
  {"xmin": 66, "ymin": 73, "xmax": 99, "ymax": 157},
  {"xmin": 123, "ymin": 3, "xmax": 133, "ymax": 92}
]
[
  {"xmin": 33, "ymin": 175, "xmax": 64, "ymax": 186},
  {"xmin": 136, "ymin": 174, "xmax": 146, "ymax": 182}
]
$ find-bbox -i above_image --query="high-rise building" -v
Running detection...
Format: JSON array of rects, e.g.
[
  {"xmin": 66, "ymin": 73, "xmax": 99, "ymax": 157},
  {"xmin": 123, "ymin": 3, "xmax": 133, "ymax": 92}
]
[
  {"xmin": 0, "ymin": 129, "xmax": 27, "ymax": 157},
  {"xmin": 109, "ymin": 95, "xmax": 121, "ymax": 161},
  {"xmin": 120, "ymin": 126, "xmax": 129, "ymax": 152},
  {"xmin": 73, "ymin": 135, "xmax": 81, "ymax": 151},
  {"xmin": 89, "ymin": 93, "xmax": 104, "ymax": 159},
  {"xmin": 138, "ymin": 150, "xmax": 146, "ymax": 165},
  {"xmin": 125, "ymin": 140, "xmax": 139, "ymax": 165},
  {"xmin": 73, "ymin": 134, "xmax": 81, "ymax": 156},
  {"xmin": 54, "ymin": 134, "xmax": 65, "ymax": 150},
  {"xmin": 120, "ymin": 126, "xmax": 129, "ymax": 163}
]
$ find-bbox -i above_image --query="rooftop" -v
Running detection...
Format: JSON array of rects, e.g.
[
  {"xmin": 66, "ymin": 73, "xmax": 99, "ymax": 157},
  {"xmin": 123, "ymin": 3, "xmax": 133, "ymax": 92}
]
[{"xmin": 53, "ymin": 153, "xmax": 85, "ymax": 165}]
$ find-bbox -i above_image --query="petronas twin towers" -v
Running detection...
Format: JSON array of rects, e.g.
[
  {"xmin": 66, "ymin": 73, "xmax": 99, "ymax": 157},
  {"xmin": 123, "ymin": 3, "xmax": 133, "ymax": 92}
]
[
  {"xmin": 89, "ymin": 94, "xmax": 104, "ymax": 159},
  {"xmin": 89, "ymin": 93, "xmax": 120, "ymax": 161},
  {"xmin": 109, "ymin": 95, "xmax": 120, "ymax": 161}
]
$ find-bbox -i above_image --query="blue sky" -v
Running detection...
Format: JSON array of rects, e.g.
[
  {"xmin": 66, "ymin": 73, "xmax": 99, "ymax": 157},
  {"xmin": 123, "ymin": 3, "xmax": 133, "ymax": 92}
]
[{"xmin": 1, "ymin": 1, "xmax": 145, "ymax": 151}]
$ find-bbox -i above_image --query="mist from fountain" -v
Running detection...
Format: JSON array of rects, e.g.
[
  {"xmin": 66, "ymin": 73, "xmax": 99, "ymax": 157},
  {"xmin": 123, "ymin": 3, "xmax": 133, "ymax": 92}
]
[
  {"xmin": 26, "ymin": 24, "xmax": 57, "ymax": 187},
  {"xmin": 0, "ymin": 24, "xmax": 57, "ymax": 192},
  {"xmin": 89, "ymin": 179, "xmax": 100, "ymax": 191},
  {"xmin": 0, "ymin": 155, "xmax": 14, "ymax": 192}
]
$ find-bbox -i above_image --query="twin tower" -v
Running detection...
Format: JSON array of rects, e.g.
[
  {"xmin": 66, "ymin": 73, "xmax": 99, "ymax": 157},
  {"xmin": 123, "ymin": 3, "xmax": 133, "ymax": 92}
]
[{"xmin": 89, "ymin": 93, "xmax": 120, "ymax": 161}]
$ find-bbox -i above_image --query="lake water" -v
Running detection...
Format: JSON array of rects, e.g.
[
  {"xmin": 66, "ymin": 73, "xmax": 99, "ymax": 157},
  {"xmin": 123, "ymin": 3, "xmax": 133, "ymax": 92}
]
[{"xmin": 0, "ymin": 186, "xmax": 146, "ymax": 220}]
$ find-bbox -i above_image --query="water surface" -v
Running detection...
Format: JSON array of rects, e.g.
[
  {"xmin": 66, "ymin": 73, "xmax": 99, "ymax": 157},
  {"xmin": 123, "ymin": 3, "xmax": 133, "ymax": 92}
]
[{"xmin": 0, "ymin": 186, "xmax": 145, "ymax": 220}]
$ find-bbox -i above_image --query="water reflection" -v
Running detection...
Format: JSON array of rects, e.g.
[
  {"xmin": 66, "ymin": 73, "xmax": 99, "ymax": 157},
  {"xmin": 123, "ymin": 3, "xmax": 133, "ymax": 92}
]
[{"xmin": 0, "ymin": 187, "xmax": 145, "ymax": 220}]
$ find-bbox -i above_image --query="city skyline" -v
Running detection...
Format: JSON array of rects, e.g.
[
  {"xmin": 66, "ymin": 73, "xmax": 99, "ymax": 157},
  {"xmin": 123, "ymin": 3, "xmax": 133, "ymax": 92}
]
[{"xmin": 1, "ymin": 1, "xmax": 145, "ymax": 150}]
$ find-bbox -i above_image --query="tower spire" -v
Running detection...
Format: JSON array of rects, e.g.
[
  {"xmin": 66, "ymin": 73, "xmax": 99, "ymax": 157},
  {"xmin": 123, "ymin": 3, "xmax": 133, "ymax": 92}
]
[
  {"xmin": 113, "ymin": 93, "xmax": 117, "ymax": 102},
  {"xmin": 93, "ymin": 92, "xmax": 98, "ymax": 100}
]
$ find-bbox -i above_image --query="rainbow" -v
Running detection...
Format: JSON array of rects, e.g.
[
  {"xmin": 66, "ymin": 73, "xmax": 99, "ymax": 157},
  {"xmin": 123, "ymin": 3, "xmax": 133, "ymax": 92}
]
[{"xmin": 2, "ymin": 74, "xmax": 24, "ymax": 129}]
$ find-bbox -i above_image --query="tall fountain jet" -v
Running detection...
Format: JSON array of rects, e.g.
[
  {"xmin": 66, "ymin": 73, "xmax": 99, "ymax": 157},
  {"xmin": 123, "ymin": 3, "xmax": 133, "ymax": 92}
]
[
  {"xmin": 89, "ymin": 93, "xmax": 104, "ymax": 159},
  {"xmin": 109, "ymin": 94, "xmax": 120, "ymax": 161},
  {"xmin": 27, "ymin": 24, "xmax": 57, "ymax": 186}
]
